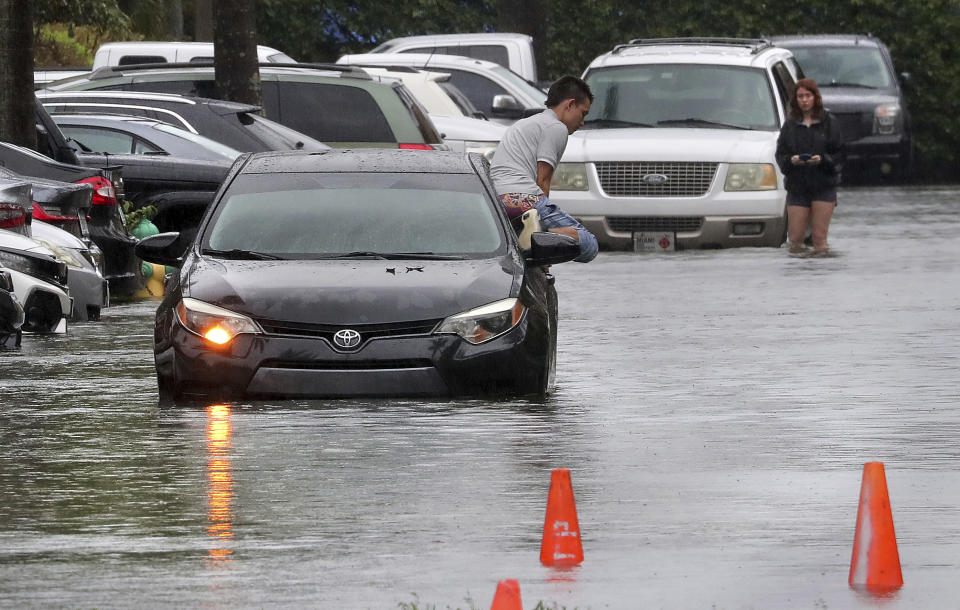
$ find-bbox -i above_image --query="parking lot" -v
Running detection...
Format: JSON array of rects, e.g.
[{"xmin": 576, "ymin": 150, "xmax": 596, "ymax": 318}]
[{"xmin": 1, "ymin": 184, "xmax": 959, "ymax": 608}]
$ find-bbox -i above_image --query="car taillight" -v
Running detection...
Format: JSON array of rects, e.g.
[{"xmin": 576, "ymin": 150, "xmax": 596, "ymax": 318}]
[
  {"xmin": 0, "ymin": 203, "xmax": 26, "ymax": 229},
  {"xmin": 398, "ymin": 143, "xmax": 434, "ymax": 150},
  {"xmin": 76, "ymin": 176, "xmax": 118, "ymax": 206},
  {"xmin": 32, "ymin": 202, "xmax": 74, "ymax": 223}
]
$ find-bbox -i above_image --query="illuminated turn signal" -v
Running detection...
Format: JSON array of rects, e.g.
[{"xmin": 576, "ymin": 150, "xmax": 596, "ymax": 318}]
[{"xmin": 204, "ymin": 326, "xmax": 233, "ymax": 345}]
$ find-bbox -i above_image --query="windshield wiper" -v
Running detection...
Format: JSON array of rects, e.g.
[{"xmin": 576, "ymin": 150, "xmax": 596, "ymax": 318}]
[
  {"xmin": 657, "ymin": 118, "xmax": 749, "ymax": 130},
  {"xmin": 202, "ymin": 248, "xmax": 284, "ymax": 260},
  {"xmin": 582, "ymin": 118, "xmax": 653, "ymax": 128},
  {"xmin": 326, "ymin": 251, "xmax": 464, "ymax": 260},
  {"xmin": 822, "ymin": 81, "xmax": 879, "ymax": 89}
]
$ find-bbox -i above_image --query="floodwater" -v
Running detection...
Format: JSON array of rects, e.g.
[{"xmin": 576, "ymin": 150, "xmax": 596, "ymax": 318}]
[{"xmin": 1, "ymin": 185, "xmax": 959, "ymax": 609}]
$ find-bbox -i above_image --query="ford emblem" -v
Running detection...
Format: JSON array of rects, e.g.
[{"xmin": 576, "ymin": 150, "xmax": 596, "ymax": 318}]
[
  {"xmin": 333, "ymin": 329, "xmax": 361, "ymax": 349},
  {"xmin": 641, "ymin": 173, "xmax": 670, "ymax": 184}
]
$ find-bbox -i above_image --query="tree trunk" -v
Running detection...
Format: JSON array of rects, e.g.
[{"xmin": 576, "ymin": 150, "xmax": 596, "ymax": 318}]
[
  {"xmin": 167, "ymin": 0, "xmax": 184, "ymax": 40},
  {"xmin": 0, "ymin": 0, "xmax": 35, "ymax": 149},
  {"xmin": 194, "ymin": 0, "xmax": 213, "ymax": 42},
  {"xmin": 213, "ymin": 0, "xmax": 260, "ymax": 106},
  {"xmin": 495, "ymin": 0, "xmax": 550, "ymax": 79}
]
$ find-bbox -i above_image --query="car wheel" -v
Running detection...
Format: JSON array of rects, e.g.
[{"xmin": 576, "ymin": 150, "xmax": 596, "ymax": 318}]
[{"xmin": 534, "ymin": 286, "xmax": 559, "ymax": 398}]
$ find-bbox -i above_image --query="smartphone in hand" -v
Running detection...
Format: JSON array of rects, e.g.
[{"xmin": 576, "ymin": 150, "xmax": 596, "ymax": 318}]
[{"xmin": 798, "ymin": 153, "xmax": 812, "ymax": 162}]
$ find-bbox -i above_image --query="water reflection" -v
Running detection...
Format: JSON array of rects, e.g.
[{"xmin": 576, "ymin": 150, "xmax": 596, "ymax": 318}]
[{"xmin": 205, "ymin": 404, "xmax": 234, "ymax": 565}]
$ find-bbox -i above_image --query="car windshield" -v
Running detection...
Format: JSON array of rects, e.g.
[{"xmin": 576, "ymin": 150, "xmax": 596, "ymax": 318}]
[
  {"xmin": 204, "ymin": 172, "xmax": 504, "ymax": 258},
  {"xmin": 489, "ymin": 65, "xmax": 548, "ymax": 105},
  {"xmin": 584, "ymin": 64, "xmax": 779, "ymax": 131},
  {"xmin": 787, "ymin": 46, "xmax": 893, "ymax": 89}
]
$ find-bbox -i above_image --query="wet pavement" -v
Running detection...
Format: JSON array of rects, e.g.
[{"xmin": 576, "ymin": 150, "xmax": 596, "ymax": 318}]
[{"xmin": 1, "ymin": 185, "xmax": 959, "ymax": 608}]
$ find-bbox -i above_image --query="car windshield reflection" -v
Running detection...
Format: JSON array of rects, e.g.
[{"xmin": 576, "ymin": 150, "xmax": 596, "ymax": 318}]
[{"xmin": 203, "ymin": 172, "xmax": 504, "ymax": 259}]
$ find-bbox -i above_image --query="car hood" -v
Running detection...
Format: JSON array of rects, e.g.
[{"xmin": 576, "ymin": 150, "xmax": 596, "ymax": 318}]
[
  {"xmin": 182, "ymin": 255, "xmax": 519, "ymax": 325},
  {"xmin": 430, "ymin": 115, "xmax": 507, "ymax": 141},
  {"xmin": 820, "ymin": 90, "xmax": 900, "ymax": 113},
  {"xmin": 0, "ymin": 229, "xmax": 54, "ymax": 256},
  {"xmin": 562, "ymin": 128, "xmax": 779, "ymax": 163}
]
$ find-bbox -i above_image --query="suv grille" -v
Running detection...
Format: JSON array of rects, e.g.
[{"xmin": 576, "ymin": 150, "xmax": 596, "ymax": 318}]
[
  {"xmin": 595, "ymin": 162, "xmax": 718, "ymax": 197},
  {"xmin": 607, "ymin": 216, "xmax": 704, "ymax": 233},
  {"xmin": 833, "ymin": 111, "xmax": 872, "ymax": 141}
]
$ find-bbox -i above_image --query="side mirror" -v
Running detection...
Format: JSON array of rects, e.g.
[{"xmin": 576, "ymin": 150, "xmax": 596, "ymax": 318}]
[
  {"xmin": 491, "ymin": 94, "xmax": 524, "ymax": 119},
  {"xmin": 135, "ymin": 232, "xmax": 187, "ymax": 267},
  {"xmin": 524, "ymin": 232, "xmax": 581, "ymax": 266},
  {"xmin": 899, "ymin": 71, "xmax": 913, "ymax": 91}
]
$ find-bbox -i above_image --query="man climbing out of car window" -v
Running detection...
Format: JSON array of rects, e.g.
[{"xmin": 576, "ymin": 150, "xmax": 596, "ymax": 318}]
[{"xmin": 490, "ymin": 75, "xmax": 598, "ymax": 262}]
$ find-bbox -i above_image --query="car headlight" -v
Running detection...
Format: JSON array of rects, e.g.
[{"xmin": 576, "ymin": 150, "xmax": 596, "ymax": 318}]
[
  {"xmin": 550, "ymin": 163, "xmax": 589, "ymax": 191},
  {"xmin": 176, "ymin": 297, "xmax": 262, "ymax": 345},
  {"xmin": 464, "ymin": 140, "xmax": 499, "ymax": 160},
  {"xmin": 435, "ymin": 297, "xmax": 525, "ymax": 344},
  {"xmin": 874, "ymin": 103, "xmax": 900, "ymax": 135},
  {"xmin": 32, "ymin": 239, "xmax": 89, "ymax": 270},
  {"xmin": 724, "ymin": 163, "xmax": 777, "ymax": 191}
]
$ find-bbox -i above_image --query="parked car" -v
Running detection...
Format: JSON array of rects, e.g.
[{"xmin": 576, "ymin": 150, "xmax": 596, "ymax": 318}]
[
  {"xmin": 37, "ymin": 91, "xmax": 330, "ymax": 152},
  {"xmin": 0, "ymin": 141, "xmax": 137, "ymax": 296},
  {"xmin": 0, "ymin": 238, "xmax": 71, "ymax": 334},
  {"xmin": 1, "ymin": 167, "xmax": 97, "ymax": 244},
  {"xmin": 0, "ymin": 268, "xmax": 23, "ymax": 348},
  {"xmin": 42, "ymin": 62, "xmax": 446, "ymax": 150},
  {"xmin": 370, "ymin": 32, "xmax": 539, "ymax": 84},
  {"xmin": 771, "ymin": 34, "xmax": 913, "ymax": 179},
  {"xmin": 30, "ymin": 221, "xmax": 108, "ymax": 321},
  {"xmin": 549, "ymin": 38, "xmax": 802, "ymax": 251},
  {"xmin": 135, "ymin": 149, "xmax": 581, "ymax": 401},
  {"xmin": 0, "ymin": 177, "xmax": 32, "ymax": 238},
  {"xmin": 52, "ymin": 114, "xmax": 242, "ymax": 162},
  {"xmin": 357, "ymin": 66, "xmax": 506, "ymax": 159},
  {"xmin": 337, "ymin": 53, "xmax": 546, "ymax": 125},
  {"xmin": 34, "ymin": 68, "xmax": 90, "ymax": 87},
  {"xmin": 92, "ymin": 41, "xmax": 295, "ymax": 69}
]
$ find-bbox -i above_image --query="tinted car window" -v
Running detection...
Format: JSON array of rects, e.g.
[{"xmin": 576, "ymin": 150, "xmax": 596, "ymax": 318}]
[
  {"xmin": 118, "ymin": 55, "xmax": 166, "ymax": 66},
  {"xmin": 442, "ymin": 69, "xmax": 509, "ymax": 114},
  {"xmin": 789, "ymin": 46, "xmax": 893, "ymax": 89},
  {"xmin": 131, "ymin": 78, "xmax": 220, "ymax": 99},
  {"xmin": 205, "ymin": 172, "xmax": 503, "ymax": 256},
  {"xmin": 271, "ymin": 82, "xmax": 395, "ymax": 143},
  {"xmin": 60, "ymin": 125, "xmax": 140, "ymax": 154},
  {"xmin": 399, "ymin": 44, "xmax": 509, "ymax": 69},
  {"xmin": 584, "ymin": 64, "xmax": 779, "ymax": 131}
]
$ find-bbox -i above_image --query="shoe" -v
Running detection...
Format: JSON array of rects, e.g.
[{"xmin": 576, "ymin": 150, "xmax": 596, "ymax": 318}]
[
  {"xmin": 787, "ymin": 241, "xmax": 808, "ymax": 254},
  {"xmin": 518, "ymin": 208, "xmax": 541, "ymax": 250}
]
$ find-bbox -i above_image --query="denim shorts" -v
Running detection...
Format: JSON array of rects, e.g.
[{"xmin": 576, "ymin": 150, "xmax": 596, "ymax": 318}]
[
  {"xmin": 786, "ymin": 188, "xmax": 838, "ymax": 208},
  {"xmin": 497, "ymin": 193, "xmax": 599, "ymax": 263}
]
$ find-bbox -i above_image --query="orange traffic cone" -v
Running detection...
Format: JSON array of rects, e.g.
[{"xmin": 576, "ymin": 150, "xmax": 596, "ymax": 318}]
[
  {"xmin": 540, "ymin": 468, "xmax": 584, "ymax": 566},
  {"xmin": 849, "ymin": 462, "xmax": 903, "ymax": 590},
  {"xmin": 490, "ymin": 579, "xmax": 522, "ymax": 610}
]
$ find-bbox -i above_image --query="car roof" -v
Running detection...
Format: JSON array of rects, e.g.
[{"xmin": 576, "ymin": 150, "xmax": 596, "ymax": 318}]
[
  {"xmin": 73, "ymin": 62, "xmax": 371, "ymax": 83},
  {"xmin": 52, "ymin": 113, "xmax": 168, "ymax": 126},
  {"xmin": 769, "ymin": 34, "xmax": 884, "ymax": 48},
  {"xmin": 588, "ymin": 38, "xmax": 794, "ymax": 70},
  {"xmin": 339, "ymin": 53, "xmax": 504, "ymax": 72},
  {"xmin": 377, "ymin": 32, "xmax": 531, "ymax": 45},
  {"xmin": 241, "ymin": 149, "xmax": 480, "ymax": 175}
]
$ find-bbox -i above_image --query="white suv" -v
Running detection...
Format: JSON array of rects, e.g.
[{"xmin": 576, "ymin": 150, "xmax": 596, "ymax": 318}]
[{"xmin": 550, "ymin": 38, "xmax": 802, "ymax": 250}]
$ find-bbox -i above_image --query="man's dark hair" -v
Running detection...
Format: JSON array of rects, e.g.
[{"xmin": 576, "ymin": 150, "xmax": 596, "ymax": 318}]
[{"xmin": 546, "ymin": 76, "xmax": 594, "ymax": 108}]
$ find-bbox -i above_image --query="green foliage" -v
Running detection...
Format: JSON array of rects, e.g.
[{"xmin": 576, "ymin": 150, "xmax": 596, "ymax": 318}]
[
  {"xmin": 122, "ymin": 200, "xmax": 157, "ymax": 234},
  {"xmin": 35, "ymin": 24, "xmax": 96, "ymax": 66}
]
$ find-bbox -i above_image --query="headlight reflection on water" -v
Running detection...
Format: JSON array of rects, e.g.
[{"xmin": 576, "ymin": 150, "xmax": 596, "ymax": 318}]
[{"xmin": 205, "ymin": 404, "xmax": 234, "ymax": 565}]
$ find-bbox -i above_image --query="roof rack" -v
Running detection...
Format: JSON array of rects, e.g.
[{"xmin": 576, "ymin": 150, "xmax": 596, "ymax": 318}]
[
  {"xmin": 612, "ymin": 37, "xmax": 773, "ymax": 55},
  {"xmin": 95, "ymin": 61, "xmax": 371, "ymax": 79}
]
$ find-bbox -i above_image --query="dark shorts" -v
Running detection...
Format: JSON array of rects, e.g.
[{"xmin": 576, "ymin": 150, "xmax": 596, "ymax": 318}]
[{"xmin": 786, "ymin": 188, "xmax": 837, "ymax": 208}]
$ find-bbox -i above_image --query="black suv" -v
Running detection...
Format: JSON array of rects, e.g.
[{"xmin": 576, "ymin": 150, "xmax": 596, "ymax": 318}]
[{"xmin": 771, "ymin": 34, "xmax": 913, "ymax": 179}]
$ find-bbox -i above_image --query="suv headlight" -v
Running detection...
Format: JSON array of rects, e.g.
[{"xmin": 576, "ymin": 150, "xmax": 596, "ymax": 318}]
[
  {"xmin": 176, "ymin": 297, "xmax": 262, "ymax": 345},
  {"xmin": 435, "ymin": 298, "xmax": 525, "ymax": 344},
  {"xmin": 724, "ymin": 163, "xmax": 777, "ymax": 191},
  {"xmin": 550, "ymin": 163, "xmax": 589, "ymax": 191},
  {"xmin": 464, "ymin": 140, "xmax": 499, "ymax": 160},
  {"xmin": 874, "ymin": 103, "xmax": 901, "ymax": 135}
]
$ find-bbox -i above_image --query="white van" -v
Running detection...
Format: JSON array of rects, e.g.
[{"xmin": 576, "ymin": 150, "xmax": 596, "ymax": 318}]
[
  {"xmin": 370, "ymin": 33, "xmax": 538, "ymax": 83},
  {"xmin": 92, "ymin": 42, "xmax": 295, "ymax": 69}
]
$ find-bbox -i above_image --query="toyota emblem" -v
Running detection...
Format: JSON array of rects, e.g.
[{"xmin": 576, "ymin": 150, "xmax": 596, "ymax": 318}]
[
  {"xmin": 333, "ymin": 329, "xmax": 361, "ymax": 349},
  {"xmin": 641, "ymin": 173, "xmax": 670, "ymax": 184}
]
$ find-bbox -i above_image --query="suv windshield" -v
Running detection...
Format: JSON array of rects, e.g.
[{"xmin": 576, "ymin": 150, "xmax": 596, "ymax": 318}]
[
  {"xmin": 584, "ymin": 64, "xmax": 779, "ymax": 131},
  {"xmin": 204, "ymin": 172, "xmax": 504, "ymax": 257},
  {"xmin": 787, "ymin": 46, "xmax": 893, "ymax": 89}
]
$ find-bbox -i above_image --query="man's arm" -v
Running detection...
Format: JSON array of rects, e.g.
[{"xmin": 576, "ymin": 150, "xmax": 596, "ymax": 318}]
[{"xmin": 536, "ymin": 161, "xmax": 554, "ymax": 197}]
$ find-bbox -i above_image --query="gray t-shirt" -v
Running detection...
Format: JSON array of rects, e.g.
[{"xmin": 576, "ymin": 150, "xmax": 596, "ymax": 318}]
[{"xmin": 490, "ymin": 109, "xmax": 568, "ymax": 196}]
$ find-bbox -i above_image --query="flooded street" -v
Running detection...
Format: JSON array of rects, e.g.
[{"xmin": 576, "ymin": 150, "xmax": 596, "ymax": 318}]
[{"xmin": 2, "ymin": 185, "xmax": 959, "ymax": 608}]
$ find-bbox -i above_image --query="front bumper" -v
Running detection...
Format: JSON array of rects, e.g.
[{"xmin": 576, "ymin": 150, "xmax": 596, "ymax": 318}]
[
  {"xmin": 157, "ymin": 313, "xmax": 546, "ymax": 399},
  {"xmin": 551, "ymin": 164, "xmax": 787, "ymax": 250}
]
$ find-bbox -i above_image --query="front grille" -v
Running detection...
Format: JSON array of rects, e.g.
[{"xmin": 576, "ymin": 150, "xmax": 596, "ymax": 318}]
[
  {"xmin": 255, "ymin": 318, "xmax": 442, "ymax": 342},
  {"xmin": 833, "ymin": 112, "xmax": 872, "ymax": 142},
  {"xmin": 607, "ymin": 216, "xmax": 704, "ymax": 233},
  {"xmin": 261, "ymin": 358, "xmax": 433, "ymax": 370},
  {"xmin": 595, "ymin": 162, "xmax": 718, "ymax": 197}
]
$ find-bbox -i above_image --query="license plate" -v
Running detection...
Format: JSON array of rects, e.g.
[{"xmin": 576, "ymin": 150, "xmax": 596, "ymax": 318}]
[
  {"xmin": 77, "ymin": 211, "xmax": 89, "ymax": 237},
  {"xmin": 633, "ymin": 232, "xmax": 675, "ymax": 252}
]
